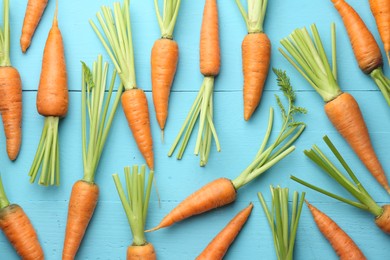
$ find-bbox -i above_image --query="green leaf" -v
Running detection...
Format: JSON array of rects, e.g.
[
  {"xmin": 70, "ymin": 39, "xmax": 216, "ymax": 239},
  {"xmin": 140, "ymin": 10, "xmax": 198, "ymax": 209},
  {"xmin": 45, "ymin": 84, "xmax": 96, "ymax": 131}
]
[{"xmin": 81, "ymin": 61, "xmax": 95, "ymax": 90}]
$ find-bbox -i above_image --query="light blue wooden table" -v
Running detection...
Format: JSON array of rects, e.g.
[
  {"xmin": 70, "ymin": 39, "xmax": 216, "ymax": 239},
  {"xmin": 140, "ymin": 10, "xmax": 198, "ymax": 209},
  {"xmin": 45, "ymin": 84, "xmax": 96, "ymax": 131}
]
[{"xmin": 1, "ymin": 0, "xmax": 389, "ymax": 259}]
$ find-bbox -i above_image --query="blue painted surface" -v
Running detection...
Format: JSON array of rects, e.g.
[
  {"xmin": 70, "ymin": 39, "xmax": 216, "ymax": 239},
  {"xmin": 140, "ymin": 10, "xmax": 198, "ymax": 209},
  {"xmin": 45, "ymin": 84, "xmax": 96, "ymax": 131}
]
[{"xmin": 0, "ymin": 0, "xmax": 389, "ymax": 259}]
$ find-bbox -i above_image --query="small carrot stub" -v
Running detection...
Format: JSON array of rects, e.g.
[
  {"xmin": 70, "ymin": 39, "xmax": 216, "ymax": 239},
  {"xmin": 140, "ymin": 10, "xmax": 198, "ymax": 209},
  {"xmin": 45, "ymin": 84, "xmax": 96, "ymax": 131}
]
[
  {"xmin": 127, "ymin": 243, "xmax": 156, "ymax": 260},
  {"xmin": 62, "ymin": 180, "xmax": 99, "ymax": 260},
  {"xmin": 242, "ymin": 33, "xmax": 271, "ymax": 121},
  {"xmin": 151, "ymin": 38, "xmax": 179, "ymax": 130},
  {"xmin": 306, "ymin": 201, "xmax": 366, "ymax": 260},
  {"xmin": 0, "ymin": 204, "xmax": 44, "ymax": 260},
  {"xmin": 196, "ymin": 203, "xmax": 253, "ymax": 260},
  {"xmin": 375, "ymin": 205, "xmax": 390, "ymax": 234},
  {"xmin": 122, "ymin": 89, "xmax": 154, "ymax": 170},
  {"xmin": 369, "ymin": 0, "xmax": 390, "ymax": 61},
  {"xmin": 200, "ymin": 0, "xmax": 220, "ymax": 76},
  {"xmin": 324, "ymin": 92, "xmax": 390, "ymax": 192}
]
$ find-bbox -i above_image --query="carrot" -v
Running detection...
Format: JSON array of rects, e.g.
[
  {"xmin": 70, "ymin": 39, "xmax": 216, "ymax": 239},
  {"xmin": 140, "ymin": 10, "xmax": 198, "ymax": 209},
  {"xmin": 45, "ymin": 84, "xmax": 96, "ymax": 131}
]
[
  {"xmin": 291, "ymin": 135, "xmax": 390, "ymax": 234},
  {"xmin": 279, "ymin": 23, "xmax": 390, "ymax": 193},
  {"xmin": 152, "ymin": 0, "xmax": 181, "ymax": 134},
  {"xmin": 168, "ymin": 0, "xmax": 221, "ymax": 166},
  {"xmin": 113, "ymin": 165, "xmax": 156, "ymax": 260},
  {"xmin": 28, "ymin": 1, "xmax": 68, "ymax": 186},
  {"xmin": 91, "ymin": 0, "xmax": 155, "ymax": 170},
  {"xmin": 0, "ymin": 0, "xmax": 22, "ymax": 161},
  {"xmin": 62, "ymin": 56, "xmax": 123, "ymax": 258},
  {"xmin": 369, "ymin": 0, "xmax": 390, "ymax": 64},
  {"xmin": 0, "ymin": 175, "xmax": 44, "ymax": 259},
  {"xmin": 149, "ymin": 71, "xmax": 306, "ymax": 231},
  {"xmin": 306, "ymin": 201, "xmax": 366, "ymax": 260},
  {"xmin": 330, "ymin": 0, "xmax": 390, "ymax": 106},
  {"xmin": 235, "ymin": 0, "xmax": 271, "ymax": 121},
  {"xmin": 196, "ymin": 203, "xmax": 253, "ymax": 260},
  {"xmin": 20, "ymin": 0, "xmax": 48, "ymax": 52}
]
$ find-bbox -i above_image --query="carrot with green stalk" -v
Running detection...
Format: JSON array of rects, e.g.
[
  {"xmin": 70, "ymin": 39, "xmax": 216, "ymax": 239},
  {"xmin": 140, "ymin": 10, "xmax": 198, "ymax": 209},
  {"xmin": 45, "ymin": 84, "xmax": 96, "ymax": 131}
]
[
  {"xmin": 291, "ymin": 135, "xmax": 390, "ymax": 234},
  {"xmin": 62, "ymin": 56, "xmax": 123, "ymax": 259},
  {"xmin": 258, "ymin": 186, "xmax": 305, "ymax": 260},
  {"xmin": 90, "ymin": 0, "xmax": 155, "ymax": 170},
  {"xmin": 279, "ymin": 23, "xmax": 390, "ymax": 193},
  {"xmin": 113, "ymin": 165, "xmax": 156, "ymax": 259},
  {"xmin": 148, "ymin": 69, "xmax": 306, "ymax": 231},
  {"xmin": 152, "ymin": 0, "xmax": 182, "ymax": 136}
]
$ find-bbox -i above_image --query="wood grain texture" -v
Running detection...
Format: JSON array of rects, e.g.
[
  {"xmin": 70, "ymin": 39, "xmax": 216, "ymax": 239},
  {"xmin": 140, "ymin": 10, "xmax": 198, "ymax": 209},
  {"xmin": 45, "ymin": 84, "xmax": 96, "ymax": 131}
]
[{"xmin": 0, "ymin": 0, "xmax": 389, "ymax": 259}]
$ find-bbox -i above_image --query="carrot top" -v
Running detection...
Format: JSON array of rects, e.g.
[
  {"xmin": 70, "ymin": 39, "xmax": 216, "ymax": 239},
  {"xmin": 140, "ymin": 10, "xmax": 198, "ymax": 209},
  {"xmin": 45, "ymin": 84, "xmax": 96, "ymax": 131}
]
[
  {"xmin": 235, "ymin": 0, "xmax": 269, "ymax": 33},
  {"xmin": 81, "ymin": 55, "xmax": 123, "ymax": 183},
  {"xmin": 279, "ymin": 23, "xmax": 342, "ymax": 102},
  {"xmin": 112, "ymin": 165, "xmax": 154, "ymax": 246},
  {"xmin": 90, "ymin": 0, "xmax": 136, "ymax": 91},
  {"xmin": 258, "ymin": 186, "xmax": 305, "ymax": 260},
  {"xmin": 232, "ymin": 69, "xmax": 306, "ymax": 190},
  {"xmin": 154, "ymin": 0, "xmax": 182, "ymax": 39},
  {"xmin": 291, "ymin": 136, "xmax": 383, "ymax": 217},
  {"xmin": 0, "ymin": 176, "xmax": 10, "ymax": 209},
  {"xmin": 0, "ymin": 0, "xmax": 11, "ymax": 67}
]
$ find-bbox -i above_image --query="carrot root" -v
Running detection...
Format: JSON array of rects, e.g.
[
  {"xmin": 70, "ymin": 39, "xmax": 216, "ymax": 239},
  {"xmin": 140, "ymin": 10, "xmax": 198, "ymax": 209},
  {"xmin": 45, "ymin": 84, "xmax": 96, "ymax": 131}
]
[
  {"xmin": 127, "ymin": 243, "xmax": 156, "ymax": 260},
  {"xmin": 375, "ymin": 205, "xmax": 390, "ymax": 234}
]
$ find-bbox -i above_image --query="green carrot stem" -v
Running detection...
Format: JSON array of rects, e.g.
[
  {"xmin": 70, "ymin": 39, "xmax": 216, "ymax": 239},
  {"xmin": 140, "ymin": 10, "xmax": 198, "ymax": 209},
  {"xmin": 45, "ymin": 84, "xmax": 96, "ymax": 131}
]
[
  {"xmin": 0, "ymin": 0, "xmax": 10, "ymax": 66},
  {"xmin": 154, "ymin": 0, "xmax": 182, "ymax": 38},
  {"xmin": 0, "ymin": 175, "xmax": 10, "ymax": 209},
  {"xmin": 235, "ymin": 0, "xmax": 269, "ymax": 33},
  {"xmin": 370, "ymin": 67, "xmax": 390, "ymax": 106}
]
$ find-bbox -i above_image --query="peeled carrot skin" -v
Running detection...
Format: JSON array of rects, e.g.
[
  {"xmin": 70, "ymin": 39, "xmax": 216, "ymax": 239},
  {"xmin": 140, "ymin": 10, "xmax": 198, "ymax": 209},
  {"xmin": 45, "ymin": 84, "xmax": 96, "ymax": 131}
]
[
  {"xmin": 127, "ymin": 243, "xmax": 156, "ymax": 260},
  {"xmin": 0, "ymin": 67, "xmax": 22, "ymax": 161},
  {"xmin": 62, "ymin": 180, "xmax": 99, "ymax": 260},
  {"xmin": 369, "ymin": 0, "xmax": 390, "ymax": 54},
  {"xmin": 0, "ymin": 204, "xmax": 44, "ymax": 260},
  {"xmin": 375, "ymin": 205, "xmax": 390, "ymax": 234},
  {"xmin": 20, "ymin": 0, "xmax": 48, "ymax": 53},
  {"xmin": 122, "ymin": 89, "xmax": 154, "ymax": 170},
  {"xmin": 242, "ymin": 33, "xmax": 271, "ymax": 121},
  {"xmin": 151, "ymin": 38, "xmax": 179, "ymax": 130},
  {"xmin": 200, "ymin": 0, "xmax": 220, "ymax": 77},
  {"xmin": 324, "ymin": 92, "xmax": 390, "ymax": 192}
]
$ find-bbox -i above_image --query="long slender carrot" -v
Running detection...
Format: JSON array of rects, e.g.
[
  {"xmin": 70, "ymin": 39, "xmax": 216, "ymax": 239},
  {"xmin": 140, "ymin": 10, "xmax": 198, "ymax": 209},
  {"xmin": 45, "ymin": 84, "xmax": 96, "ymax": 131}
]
[
  {"xmin": 235, "ymin": 0, "xmax": 271, "ymax": 121},
  {"xmin": 152, "ymin": 0, "xmax": 181, "ymax": 134},
  {"xmin": 0, "ymin": 175, "xmax": 44, "ymax": 259},
  {"xmin": 306, "ymin": 201, "xmax": 366, "ymax": 260},
  {"xmin": 279, "ymin": 23, "xmax": 390, "ymax": 193},
  {"xmin": 20, "ymin": 0, "xmax": 48, "ymax": 52},
  {"xmin": 90, "ymin": 0, "xmax": 155, "ymax": 170},
  {"xmin": 0, "ymin": 0, "xmax": 22, "ymax": 161},
  {"xmin": 62, "ymin": 57, "xmax": 122, "ymax": 258},
  {"xmin": 196, "ymin": 203, "xmax": 253, "ymax": 260},
  {"xmin": 368, "ymin": 0, "xmax": 390, "ymax": 63},
  {"xmin": 330, "ymin": 0, "xmax": 390, "ymax": 106}
]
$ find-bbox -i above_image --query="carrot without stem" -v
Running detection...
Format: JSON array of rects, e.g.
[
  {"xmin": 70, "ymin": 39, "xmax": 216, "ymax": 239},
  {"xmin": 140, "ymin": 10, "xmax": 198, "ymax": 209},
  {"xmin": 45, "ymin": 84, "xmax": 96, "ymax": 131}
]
[
  {"xmin": 91, "ymin": 0, "xmax": 155, "ymax": 170},
  {"xmin": 0, "ymin": 0, "xmax": 22, "ymax": 161},
  {"xmin": 0, "ymin": 175, "xmax": 44, "ymax": 259},
  {"xmin": 152, "ymin": 0, "xmax": 181, "ymax": 135},
  {"xmin": 113, "ymin": 165, "xmax": 156, "ymax": 260},
  {"xmin": 235, "ymin": 0, "xmax": 271, "ymax": 121},
  {"xmin": 62, "ymin": 56, "xmax": 123, "ymax": 259},
  {"xmin": 291, "ymin": 135, "xmax": 390, "ymax": 234},
  {"xmin": 20, "ymin": 0, "xmax": 48, "ymax": 52},
  {"xmin": 279, "ymin": 23, "xmax": 390, "ymax": 193},
  {"xmin": 148, "ymin": 70, "xmax": 306, "ymax": 231},
  {"xmin": 305, "ymin": 201, "xmax": 366, "ymax": 260},
  {"xmin": 196, "ymin": 203, "xmax": 253, "ymax": 260}
]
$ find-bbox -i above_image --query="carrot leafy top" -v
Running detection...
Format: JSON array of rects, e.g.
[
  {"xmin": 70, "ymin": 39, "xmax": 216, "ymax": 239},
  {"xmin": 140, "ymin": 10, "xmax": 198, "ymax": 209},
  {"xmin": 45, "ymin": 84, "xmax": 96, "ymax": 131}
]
[
  {"xmin": 279, "ymin": 23, "xmax": 342, "ymax": 102},
  {"xmin": 113, "ymin": 165, "xmax": 154, "ymax": 246},
  {"xmin": 90, "ymin": 0, "xmax": 136, "ymax": 91},
  {"xmin": 235, "ymin": 0, "xmax": 269, "ymax": 33},
  {"xmin": 258, "ymin": 187, "xmax": 305, "ymax": 260},
  {"xmin": 0, "ymin": 175, "xmax": 10, "ymax": 209},
  {"xmin": 291, "ymin": 136, "xmax": 383, "ymax": 217},
  {"xmin": 154, "ymin": 0, "xmax": 182, "ymax": 39},
  {"xmin": 81, "ymin": 56, "xmax": 123, "ymax": 183},
  {"xmin": 0, "ymin": 0, "xmax": 10, "ymax": 67}
]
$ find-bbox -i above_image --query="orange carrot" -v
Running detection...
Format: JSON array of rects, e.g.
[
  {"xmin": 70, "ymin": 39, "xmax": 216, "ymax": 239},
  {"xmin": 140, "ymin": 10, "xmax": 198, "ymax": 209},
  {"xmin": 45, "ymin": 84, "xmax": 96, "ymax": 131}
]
[
  {"xmin": 127, "ymin": 243, "xmax": 156, "ymax": 260},
  {"xmin": 196, "ymin": 203, "xmax": 253, "ymax": 260},
  {"xmin": 20, "ymin": 0, "xmax": 48, "ymax": 52},
  {"xmin": 0, "ymin": 0, "xmax": 22, "ymax": 161},
  {"xmin": 369, "ymin": 0, "xmax": 390, "ymax": 63},
  {"xmin": 306, "ymin": 201, "xmax": 366, "ymax": 260},
  {"xmin": 0, "ymin": 176, "xmax": 44, "ymax": 259},
  {"xmin": 375, "ymin": 205, "xmax": 390, "ymax": 234}
]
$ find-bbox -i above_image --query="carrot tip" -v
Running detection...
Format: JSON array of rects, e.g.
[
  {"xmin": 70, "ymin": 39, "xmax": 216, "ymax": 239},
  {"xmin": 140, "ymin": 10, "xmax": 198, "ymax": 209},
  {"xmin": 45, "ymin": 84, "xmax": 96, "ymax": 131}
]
[
  {"xmin": 161, "ymin": 130, "xmax": 164, "ymax": 144},
  {"xmin": 145, "ymin": 226, "xmax": 160, "ymax": 233}
]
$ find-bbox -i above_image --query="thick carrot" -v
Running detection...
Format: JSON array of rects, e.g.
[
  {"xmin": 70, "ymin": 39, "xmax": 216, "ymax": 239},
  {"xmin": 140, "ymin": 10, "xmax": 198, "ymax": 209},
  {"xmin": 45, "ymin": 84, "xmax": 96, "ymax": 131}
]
[
  {"xmin": 369, "ymin": 0, "xmax": 390, "ymax": 63},
  {"xmin": 127, "ymin": 243, "xmax": 156, "ymax": 260},
  {"xmin": 196, "ymin": 203, "xmax": 253, "ymax": 260},
  {"xmin": 306, "ymin": 201, "xmax": 366, "ymax": 260},
  {"xmin": 375, "ymin": 205, "xmax": 390, "ymax": 234},
  {"xmin": 62, "ymin": 180, "xmax": 99, "ymax": 260},
  {"xmin": 20, "ymin": 0, "xmax": 48, "ymax": 53}
]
